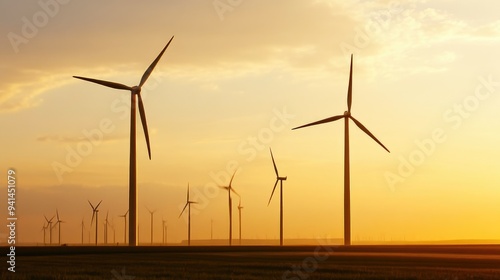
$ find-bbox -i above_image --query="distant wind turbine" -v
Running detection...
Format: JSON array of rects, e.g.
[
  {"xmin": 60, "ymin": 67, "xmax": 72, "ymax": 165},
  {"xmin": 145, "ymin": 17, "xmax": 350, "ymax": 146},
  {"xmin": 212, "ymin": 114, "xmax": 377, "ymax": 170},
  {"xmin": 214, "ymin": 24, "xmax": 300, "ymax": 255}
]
[
  {"xmin": 237, "ymin": 198, "xmax": 243, "ymax": 245},
  {"xmin": 219, "ymin": 170, "xmax": 240, "ymax": 246},
  {"xmin": 81, "ymin": 218, "xmax": 85, "ymax": 245},
  {"xmin": 103, "ymin": 211, "xmax": 110, "ymax": 244},
  {"xmin": 41, "ymin": 222, "xmax": 47, "ymax": 245},
  {"xmin": 56, "ymin": 209, "xmax": 65, "ymax": 245},
  {"xmin": 267, "ymin": 148, "xmax": 287, "ymax": 246},
  {"xmin": 162, "ymin": 218, "xmax": 167, "ymax": 245},
  {"xmin": 119, "ymin": 210, "xmax": 129, "ymax": 244},
  {"xmin": 111, "ymin": 218, "xmax": 116, "ymax": 244},
  {"xmin": 44, "ymin": 215, "xmax": 55, "ymax": 245},
  {"xmin": 292, "ymin": 54, "xmax": 390, "ymax": 246},
  {"xmin": 146, "ymin": 207, "xmax": 156, "ymax": 245},
  {"xmin": 73, "ymin": 36, "xmax": 174, "ymax": 246},
  {"xmin": 88, "ymin": 200, "xmax": 102, "ymax": 245},
  {"xmin": 179, "ymin": 184, "xmax": 197, "ymax": 246}
]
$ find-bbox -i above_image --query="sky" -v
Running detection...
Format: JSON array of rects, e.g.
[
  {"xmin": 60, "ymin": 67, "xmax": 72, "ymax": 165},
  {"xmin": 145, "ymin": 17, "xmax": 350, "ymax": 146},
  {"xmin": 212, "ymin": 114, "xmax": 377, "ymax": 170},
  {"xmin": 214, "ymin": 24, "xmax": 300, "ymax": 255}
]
[{"xmin": 1, "ymin": 0, "xmax": 500, "ymax": 245}]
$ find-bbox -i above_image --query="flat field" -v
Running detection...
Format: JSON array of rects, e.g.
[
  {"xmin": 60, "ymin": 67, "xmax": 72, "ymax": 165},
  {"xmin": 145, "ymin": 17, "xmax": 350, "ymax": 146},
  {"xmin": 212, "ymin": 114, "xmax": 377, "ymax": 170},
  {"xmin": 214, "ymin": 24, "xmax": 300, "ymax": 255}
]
[{"xmin": 2, "ymin": 245, "xmax": 500, "ymax": 279}]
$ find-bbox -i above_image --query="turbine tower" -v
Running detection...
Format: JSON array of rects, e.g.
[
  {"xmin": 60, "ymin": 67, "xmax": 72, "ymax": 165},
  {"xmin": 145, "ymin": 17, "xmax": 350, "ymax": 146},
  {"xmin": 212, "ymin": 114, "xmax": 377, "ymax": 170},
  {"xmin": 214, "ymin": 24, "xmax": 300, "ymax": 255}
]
[
  {"xmin": 73, "ymin": 36, "xmax": 174, "ymax": 246},
  {"xmin": 146, "ymin": 207, "xmax": 156, "ymax": 245},
  {"xmin": 179, "ymin": 184, "xmax": 197, "ymax": 246},
  {"xmin": 292, "ymin": 54, "xmax": 390, "ymax": 245},
  {"xmin": 88, "ymin": 200, "xmax": 102, "ymax": 246},
  {"xmin": 219, "ymin": 170, "xmax": 240, "ymax": 246},
  {"xmin": 237, "ymin": 198, "xmax": 243, "ymax": 245},
  {"xmin": 267, "ymin": 148, "xmax": 287, "ymax": 246}
]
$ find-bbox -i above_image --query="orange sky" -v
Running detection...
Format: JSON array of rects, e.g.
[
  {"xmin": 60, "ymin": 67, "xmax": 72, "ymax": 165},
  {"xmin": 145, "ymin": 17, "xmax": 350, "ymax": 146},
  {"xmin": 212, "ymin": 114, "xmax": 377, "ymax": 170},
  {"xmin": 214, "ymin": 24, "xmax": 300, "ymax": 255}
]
[{"xmin": 1, "ymin": 0, "xmax": 500, "ymax": 245}]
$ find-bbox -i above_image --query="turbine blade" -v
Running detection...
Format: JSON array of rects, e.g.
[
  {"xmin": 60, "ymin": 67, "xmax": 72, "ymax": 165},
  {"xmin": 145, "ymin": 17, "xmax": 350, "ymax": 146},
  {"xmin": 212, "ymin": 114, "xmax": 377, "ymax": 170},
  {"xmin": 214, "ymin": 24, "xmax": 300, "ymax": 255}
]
[
  {"xmin": 90, "ymin": 211, "xmax": 95, "ymax": 227},
  {"xmin": 96, "ymin": 200, "xmax": 103, "ymax": 209},
  {"xmin": 292, "ymin": 115, "xmax": 344, "ymax": 130},
  {"xmin": 44, "ymin": 215, "xmax": 49, "ymax": 223},
  {"xmin": 125, "ymin": 210, "xmax": 129, "ymax": 216},
  {"xmin": 187, "ymin": 184, "xmax": 190, "ymax": 201},
  {"xmin": 229, "ymin": 169, "xmax": 237, "ymax": 187},
  {"xmin": 139, "ymin": 36, "xmax": 174, "ymax": 87},
  {"xmin": 88, "ymin": 200, "xmax": 94, "ymax": 210},
  {"xmin": 350, "ymin": 116, "xmax": 390, "ymax": 153},
  {"xmin": 138, "ymin": 93, "xmax": 151, "ymax": 160},
  {"xmin": 179, "ymin": 203, "xmax": 188, "ymax": 218},
  {"xmin": 56, "ymin": 209, "xmax": 60, "ymax": 221},
  {"xmin": 73, "ymin": 76, "xmax": 132, "ymax": 91},
  {"xmin": 270, "ymin": 148, "xmax": 279, "ymax": 177},
  {"xmin": 267, "ymin": 180, "xmax": 279, "ymax": 206},
  {"xmin": 230, "ymin": 187, "xmax": 240, "ymax": 197},
  {"xmin": 347, "ymin": 54, "xmax": 353, "ymax": 113}
]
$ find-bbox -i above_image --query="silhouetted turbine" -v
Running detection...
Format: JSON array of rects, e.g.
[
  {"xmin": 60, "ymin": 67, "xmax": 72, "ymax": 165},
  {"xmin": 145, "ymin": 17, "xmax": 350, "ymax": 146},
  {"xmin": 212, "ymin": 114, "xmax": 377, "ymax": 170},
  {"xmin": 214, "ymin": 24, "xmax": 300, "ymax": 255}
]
[
  {"xmin": 179, "ymin": 184, "xmax": 198, "ymax": 246},
  {"xmin": 73, "ymin": 36, "xmax": 174, "ymax": 246},
  {"xmin": 103, "ymin": 211, "xmax": 110, "ymax": 244},
  {"xmin": 41, "ymin": 222, "xmax": 48, "ymax": 245},
  {"xmin": 267, "ymin": 148, "xmax": 287, "ymax": 246},
  {"xmin": 81, "ymin": 218, "xmax": 85, "ymax": 245},
  {"xmin": 219, "ymin": 170, "xmax": 240, "ymax": 246},
  {"xmin": 237, "ymin": 198, "xmax": 243, "ymax": 245},
  {"xmin": 88, "ymin": 200, "xmax": 102, "ymax": 246},
  {"xmin": 44, "ymin": 215, "xmax": 55, "ymax": 245},
  {"xmin": 162, "ymin": 218, "xmax": 167, "ymax": 245},
  {"xmin": 146, "ymin": 207, "xmax": 156, "ymax": 245},
  {"xmin": 55, "ymin": 209, "xmax": 65, "ymax": 245},
  {"xmin": 119, "ymin": 210, "xmax": 129, "ymax": 244},
  {"xmin": 292, "ymin": 54, "xmax": 390, "ymax": 246}
]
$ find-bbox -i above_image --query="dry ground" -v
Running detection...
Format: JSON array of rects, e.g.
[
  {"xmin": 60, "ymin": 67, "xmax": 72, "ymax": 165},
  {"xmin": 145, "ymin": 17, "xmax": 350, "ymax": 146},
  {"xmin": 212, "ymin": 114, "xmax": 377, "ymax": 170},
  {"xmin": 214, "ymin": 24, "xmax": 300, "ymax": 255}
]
[{"xmin": 2, "ymin": 245, "xmax": 500, "ymax": 279}]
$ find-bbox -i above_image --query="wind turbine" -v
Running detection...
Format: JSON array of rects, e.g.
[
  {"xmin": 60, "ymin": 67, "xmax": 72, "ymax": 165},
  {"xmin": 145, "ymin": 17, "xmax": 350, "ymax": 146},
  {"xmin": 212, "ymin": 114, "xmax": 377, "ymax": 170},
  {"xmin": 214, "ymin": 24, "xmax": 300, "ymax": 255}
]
[
  {"xmin": 55, "ymin": 209, "xmax": 65, "ymax": 245},
  {"xmin": 119, "ymin": 210, "xmax": 129, "ymax": 244},
  {"xmin": 111, "ymin": 218, "xmax": 116, "ymax": 244},
  {"xmin": 237, "ymin": 198, "xmax": 243, "ymax": 245},
  {"xmin": 81, "ymin": 218, "xmax": 85, "ymax": 245},
  {"xmin": 219, "ymin": 170, "xmax": 240, "ymax": 246},
  {"xmin": 162, "ymin": 218, "xmax": 166, "ymax": 245},
  {"xmin": 73, "ymin": 36, "xmax": 174, "ymax": 246},
  {"xmin": 179, "ymin": 184, "xmax": 197, "ymax": 246},
  {"xmin": 103, "ymin": 211, "xmax": 110, "ymax": 244},
  {"xmin": 44, "ymin": 215, "xmax": 54, "ymax": 245},
  {"xmin": 88, "ymin": 200, "xmax": 102, "ymax": 245},
  {"xmin": 146, "ymin": 207, "xmax": 156, "ymax": 245},
  {"xmin": 292, "ymin": 54, "xmax": 390, "ymax": 246},
  {"xmin": 41, "ymin": 222, "xmax": 47, "ymax": 245},
  {"xmin": 267, "ymin": 148, "xmax": 287, "ymax": 246}
]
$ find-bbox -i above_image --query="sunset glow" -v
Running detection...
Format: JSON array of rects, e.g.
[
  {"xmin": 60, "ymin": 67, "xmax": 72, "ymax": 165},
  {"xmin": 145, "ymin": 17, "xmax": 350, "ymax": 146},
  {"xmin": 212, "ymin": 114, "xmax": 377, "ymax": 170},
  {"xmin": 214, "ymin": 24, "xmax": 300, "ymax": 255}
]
[{"xmin": 1, "ymin": 0, "xmax": 500, "ymax": 246}]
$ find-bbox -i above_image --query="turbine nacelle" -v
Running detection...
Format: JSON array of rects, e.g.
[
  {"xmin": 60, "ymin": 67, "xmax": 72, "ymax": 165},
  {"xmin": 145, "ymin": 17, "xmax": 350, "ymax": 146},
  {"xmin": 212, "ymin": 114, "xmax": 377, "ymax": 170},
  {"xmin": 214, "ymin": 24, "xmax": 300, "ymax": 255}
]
[
  {"xmin": 278, "ymin": 176, "xmax": 287, "ymax": 181},
  {"xmin": 344, "ymin": 111, "xmax": 349, "ymax": 116}
]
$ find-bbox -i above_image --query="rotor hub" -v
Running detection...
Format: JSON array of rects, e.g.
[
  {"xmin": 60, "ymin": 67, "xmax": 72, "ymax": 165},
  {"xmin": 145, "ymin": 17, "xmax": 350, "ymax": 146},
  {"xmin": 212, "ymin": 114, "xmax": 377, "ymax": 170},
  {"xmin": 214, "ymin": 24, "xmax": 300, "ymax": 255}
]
[{"xmin": 132, "ymin": 86, "xmax": 141, "ymax": 94}]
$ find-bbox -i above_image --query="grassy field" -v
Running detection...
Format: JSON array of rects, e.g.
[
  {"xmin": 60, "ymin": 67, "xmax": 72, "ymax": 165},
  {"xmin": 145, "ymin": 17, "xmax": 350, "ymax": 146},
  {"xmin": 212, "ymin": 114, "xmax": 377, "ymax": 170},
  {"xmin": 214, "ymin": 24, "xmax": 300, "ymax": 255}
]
[{"xmin": 2, "ymin": 245, "xmax": 500, "ymax": 279}]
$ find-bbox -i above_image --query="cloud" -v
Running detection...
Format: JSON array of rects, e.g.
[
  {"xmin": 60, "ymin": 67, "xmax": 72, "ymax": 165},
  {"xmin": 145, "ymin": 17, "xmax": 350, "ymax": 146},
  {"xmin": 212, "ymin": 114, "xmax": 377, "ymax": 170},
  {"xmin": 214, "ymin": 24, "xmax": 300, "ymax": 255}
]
[{"xmin": 3, "ymin": 0, "xmax": 500, "ymax": 113}]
